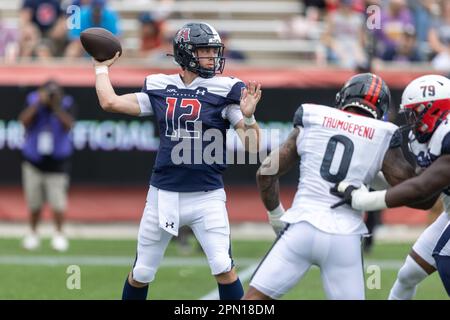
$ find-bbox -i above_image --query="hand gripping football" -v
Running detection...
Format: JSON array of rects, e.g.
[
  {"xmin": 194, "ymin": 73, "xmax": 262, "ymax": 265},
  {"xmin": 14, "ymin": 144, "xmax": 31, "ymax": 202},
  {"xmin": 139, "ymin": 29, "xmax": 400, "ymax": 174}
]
[{"xmin": 80, "ymin": 27, "xmax": 122, "ymax": 62}]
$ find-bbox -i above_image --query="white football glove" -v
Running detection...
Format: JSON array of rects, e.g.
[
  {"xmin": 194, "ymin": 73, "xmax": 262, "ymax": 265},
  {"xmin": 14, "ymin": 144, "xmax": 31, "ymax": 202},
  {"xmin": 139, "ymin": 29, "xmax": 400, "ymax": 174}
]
[
  {"xmin": 267, "ymin": 204, "xmax": 287, "ymax": 236},
  {"xmin": 336, "ymin": 182, "xmax": 388, "ymax": 211}
]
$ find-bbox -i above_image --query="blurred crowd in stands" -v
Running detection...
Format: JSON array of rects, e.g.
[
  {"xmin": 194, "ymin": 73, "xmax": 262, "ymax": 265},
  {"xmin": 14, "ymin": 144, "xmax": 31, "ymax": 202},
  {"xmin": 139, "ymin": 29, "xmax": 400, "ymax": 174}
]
[
  {"xmin": 0, "ymin": 0, "xmax": 450, "ymax": 70},
  {"xmin": 287, "ymin": 0, "xmax": 450, "ymax": 70}
]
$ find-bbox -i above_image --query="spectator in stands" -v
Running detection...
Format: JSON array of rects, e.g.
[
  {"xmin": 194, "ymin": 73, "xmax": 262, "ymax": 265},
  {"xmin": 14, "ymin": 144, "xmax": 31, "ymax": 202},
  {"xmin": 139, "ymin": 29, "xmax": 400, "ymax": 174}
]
[
  {"xmin": 138, "ymin": 12, "xmax": 165, "ymax": 58},
  {"xmin": 19, "ymin": 80, "xmax": 75, "ymax": 252},
  {"xmin": 0, "ymin": 16, "xmax": 19, "ymax": 63},
  {"xmin": 221, "ymin": 32, "xmax": 246, "ymax": 62},
  {"xmin": 33, "ymin": 38, "xmax": 56, "ymax": 62},
  {"xmin": 381, "ymin": 24, "xmax": 422, "ymax": 63},
  {"xmin": 429, "ymin": 0, "xmax": 450, "ymax": 71},
  {"xmin": 280, "ymin": 5, "xmax": 323, "ymax": 42},
  {"xmin": 65, "ymin": 0, "xmax": 120, "ymax": 58},
  {"xmin": 69, "ymin": 0, "xmax": 91, "ymax": 7},
  {"xmin": 20, "ymin": 0, "xmax": 68, "ymax": 57},
  {"xmin": 374, "ymin": 0, "xmax": 414, "ymax": 59},
  {"xmin": 321, "ymin": 0, "xmax": 367, "ymax": 68},
  {"xmin": 143, "ymin": 31, "xmax": 173, "ymax": 63},
  {"xmin": 411, "ymin": 0, "xmax": 439, "ymax": 60},
  {"xmin": 302, "ymin": 0, "xmax": 326, "ymax": 11}
]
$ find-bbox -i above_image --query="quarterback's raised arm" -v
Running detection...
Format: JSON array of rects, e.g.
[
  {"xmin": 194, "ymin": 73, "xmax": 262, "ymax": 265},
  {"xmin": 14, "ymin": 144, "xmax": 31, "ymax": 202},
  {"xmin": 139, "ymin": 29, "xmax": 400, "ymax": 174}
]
[
  {"xmin": 234, "ymin": 81, "xmax": 262, "ymax": 153},
  {"xmin": 94, "ymin": 52, "xmax": 143, "ymax": 116}
]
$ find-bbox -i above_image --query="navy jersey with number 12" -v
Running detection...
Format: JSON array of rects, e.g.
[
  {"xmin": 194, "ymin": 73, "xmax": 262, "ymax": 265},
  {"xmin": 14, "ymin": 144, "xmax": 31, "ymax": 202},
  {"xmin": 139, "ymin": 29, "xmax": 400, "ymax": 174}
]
[{"xmin": 137, "ymin": 73, "xmax": 245, "ymax": 192}]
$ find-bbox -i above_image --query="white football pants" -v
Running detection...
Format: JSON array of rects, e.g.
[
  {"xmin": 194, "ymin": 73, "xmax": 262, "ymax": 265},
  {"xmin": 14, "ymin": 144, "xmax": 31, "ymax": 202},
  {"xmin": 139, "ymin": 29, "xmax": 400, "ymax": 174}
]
[
  {"xmin": 132, "ymin": 186, "xmax": 233, "ymax": 284},
  {"xmin": 250, "ymin": 221, "xmax": 365, "ymax": 299}
]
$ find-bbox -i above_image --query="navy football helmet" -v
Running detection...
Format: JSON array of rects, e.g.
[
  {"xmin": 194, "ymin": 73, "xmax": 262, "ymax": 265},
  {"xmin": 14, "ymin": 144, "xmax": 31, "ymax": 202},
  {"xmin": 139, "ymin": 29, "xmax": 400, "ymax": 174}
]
[
  {"xmin": 335, "ymin": 73, "xmax": 391, "ymax": 120},
  {"xmin": 173, "ymin": 22, "xmax": 225, "ymax": 79}
]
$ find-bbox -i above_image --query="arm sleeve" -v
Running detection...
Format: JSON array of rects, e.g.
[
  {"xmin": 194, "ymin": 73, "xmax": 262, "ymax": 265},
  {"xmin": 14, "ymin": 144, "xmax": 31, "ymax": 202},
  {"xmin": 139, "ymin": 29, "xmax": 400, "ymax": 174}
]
[
  {"xmin": 135, "ymin": 77, "xmax": 153, "ymax": 116},
  {"xmin": 221, "ymin": 104, "xmax": 243, "ymax": 127},
  {"xmin": 135, "ymin": 93, "xmax": 153, "ymax": 116}
]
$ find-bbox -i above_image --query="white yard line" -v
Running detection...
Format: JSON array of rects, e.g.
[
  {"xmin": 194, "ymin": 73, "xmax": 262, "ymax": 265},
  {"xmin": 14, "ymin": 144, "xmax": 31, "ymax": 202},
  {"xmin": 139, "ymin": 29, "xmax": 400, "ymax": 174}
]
[
  {"xmin": 0, "ymin": 256, "xmax": 259, "ymax": 267},
  {"xmin": 0, "ymin": 222, "xmax": 427, "ymax": 241},
  {"xmin": 0, "ymin": 255, "xmax": 405, "ymax": 270}
]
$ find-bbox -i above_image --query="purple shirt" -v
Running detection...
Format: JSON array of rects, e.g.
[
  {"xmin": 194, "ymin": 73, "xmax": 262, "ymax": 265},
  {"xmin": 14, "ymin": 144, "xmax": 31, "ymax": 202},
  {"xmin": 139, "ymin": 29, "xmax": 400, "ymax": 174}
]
[
  {"xmin": 22, "ymin": 91, "xmax": 74, "ymax": 163},
  {"xmin": 375, "ymin": 8, "xmax": 413, "ymax": 55}
]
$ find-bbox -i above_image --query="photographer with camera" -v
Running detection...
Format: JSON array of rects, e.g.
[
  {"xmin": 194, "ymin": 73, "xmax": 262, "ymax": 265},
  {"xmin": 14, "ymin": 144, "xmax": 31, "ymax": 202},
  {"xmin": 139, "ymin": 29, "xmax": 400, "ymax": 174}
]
[{"xmin": 19, "ymin": 80, "xmax": 75, "ymax": 252}]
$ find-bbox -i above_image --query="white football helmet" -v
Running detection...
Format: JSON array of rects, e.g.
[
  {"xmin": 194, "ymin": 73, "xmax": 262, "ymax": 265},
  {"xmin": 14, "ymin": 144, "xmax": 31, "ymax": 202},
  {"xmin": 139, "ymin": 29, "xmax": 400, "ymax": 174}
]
[{"xmin": 401, "ymin": 75, "xmax": 450, "ymax": 142}]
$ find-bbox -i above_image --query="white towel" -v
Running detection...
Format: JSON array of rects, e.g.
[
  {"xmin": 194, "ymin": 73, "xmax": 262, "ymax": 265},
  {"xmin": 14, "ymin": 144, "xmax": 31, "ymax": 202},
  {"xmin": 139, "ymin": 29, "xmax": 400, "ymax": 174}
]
[{"xmin": 158, "ymin": 189, "xmax": 180, "ymax": 236}]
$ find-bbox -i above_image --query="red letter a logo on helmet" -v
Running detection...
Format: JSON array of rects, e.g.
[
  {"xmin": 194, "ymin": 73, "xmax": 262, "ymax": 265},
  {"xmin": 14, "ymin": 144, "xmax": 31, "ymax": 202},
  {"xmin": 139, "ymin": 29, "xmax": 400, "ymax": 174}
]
[{"xmin": 176, "ymin": 28, "xmax": 190, "ymax": 42}]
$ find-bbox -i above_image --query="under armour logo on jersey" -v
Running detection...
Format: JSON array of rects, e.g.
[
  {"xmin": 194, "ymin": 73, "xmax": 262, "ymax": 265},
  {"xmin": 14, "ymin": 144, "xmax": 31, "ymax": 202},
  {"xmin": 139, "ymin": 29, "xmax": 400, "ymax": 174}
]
[
  {"xmin": 165, "ymin": 222, "xmax": 175, "ymax": 229},
  {"xmin": 196, "ymin": 89, "xmax": 206, "ymax": 95}
]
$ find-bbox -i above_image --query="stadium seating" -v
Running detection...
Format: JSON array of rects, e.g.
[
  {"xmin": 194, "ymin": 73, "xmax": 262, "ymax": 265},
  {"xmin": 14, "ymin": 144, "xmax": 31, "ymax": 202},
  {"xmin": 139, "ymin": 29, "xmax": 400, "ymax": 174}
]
[{"xmin": 0, "ymin": 0, "xmax": 326, "ymax": 64}]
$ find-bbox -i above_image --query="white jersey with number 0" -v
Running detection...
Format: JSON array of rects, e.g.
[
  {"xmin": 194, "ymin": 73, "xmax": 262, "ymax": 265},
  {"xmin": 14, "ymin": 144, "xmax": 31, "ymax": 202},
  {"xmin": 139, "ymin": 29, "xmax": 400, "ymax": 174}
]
[{"xmin": 281, "ymin": 103, "xmax": 399, "ymax": 235}]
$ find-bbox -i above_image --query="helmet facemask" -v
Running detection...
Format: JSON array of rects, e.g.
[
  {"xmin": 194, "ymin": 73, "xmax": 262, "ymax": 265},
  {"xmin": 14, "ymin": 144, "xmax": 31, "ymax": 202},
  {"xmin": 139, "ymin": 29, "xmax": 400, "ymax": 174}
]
[
  {"xmin": 401, "ymin": 99, "xmax": 450, "ymax": 143},
  {"xmin": 190, "ymin": 45, "xmax": 225, "ymax": 78}
]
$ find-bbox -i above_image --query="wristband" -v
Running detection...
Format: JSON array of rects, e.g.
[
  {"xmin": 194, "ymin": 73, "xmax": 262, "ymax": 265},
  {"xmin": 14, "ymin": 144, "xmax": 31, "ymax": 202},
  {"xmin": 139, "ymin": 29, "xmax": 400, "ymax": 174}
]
[
  {"xmin": 244, "ymin": 115, "xmax": 256, "ymax": 126},
  {"xmin": 95, "ymin": 65, "xmax": 109, "ymax": 75},
  {"xmin": 354, "ymin": 190, "xmax": 388, "ymax": 211},
  {"xmin": 268, "ymin": 203, "xmax": 285, "ymax": 217}
]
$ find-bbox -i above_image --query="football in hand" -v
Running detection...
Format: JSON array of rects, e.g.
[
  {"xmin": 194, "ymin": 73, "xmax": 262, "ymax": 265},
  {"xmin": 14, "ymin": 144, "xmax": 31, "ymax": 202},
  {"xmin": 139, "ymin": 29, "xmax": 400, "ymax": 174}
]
[{"xmin": 80, "ymin": 27, "xmax": 122, "ymax": 62}]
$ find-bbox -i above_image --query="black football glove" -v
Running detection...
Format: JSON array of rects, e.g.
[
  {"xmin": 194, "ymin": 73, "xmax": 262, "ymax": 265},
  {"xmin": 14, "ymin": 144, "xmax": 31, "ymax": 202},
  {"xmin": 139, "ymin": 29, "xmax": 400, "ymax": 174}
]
[{"xmin": 330, "ymin": 183, "xmax": 358, "ymax": 209}]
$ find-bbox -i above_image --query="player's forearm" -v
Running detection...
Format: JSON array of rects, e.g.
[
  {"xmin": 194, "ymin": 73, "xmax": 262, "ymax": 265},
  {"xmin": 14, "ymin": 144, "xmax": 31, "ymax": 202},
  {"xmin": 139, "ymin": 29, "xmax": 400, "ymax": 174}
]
[
  {"xmin": 243, "ymin": 122, "xmax": 260, "ymax": 153},
  {"xmin": 408, "ymin": 193, "xmax": 441, "ymax": 210},
  {"xmin": 95, "ymin": 71, "xmax": 119, "ymax": 112},
  {"xmin": 386, "ymin": 178, "xmax": 435, "ymax": 208},
  {"xmin": 257, "ymin": 170, "xmax": 280, "ymax": 211}
]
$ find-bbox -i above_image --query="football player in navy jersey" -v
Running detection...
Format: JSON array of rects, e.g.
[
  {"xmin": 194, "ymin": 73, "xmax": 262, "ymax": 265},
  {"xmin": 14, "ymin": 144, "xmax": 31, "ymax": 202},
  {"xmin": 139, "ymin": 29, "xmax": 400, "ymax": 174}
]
[
  {"xmin": 334, "ymin": 75, "xmax": 450, "ymax": 298},
  {"xmin": 92, "ymin": 22, "xmax": 261, "ymax": 300}
]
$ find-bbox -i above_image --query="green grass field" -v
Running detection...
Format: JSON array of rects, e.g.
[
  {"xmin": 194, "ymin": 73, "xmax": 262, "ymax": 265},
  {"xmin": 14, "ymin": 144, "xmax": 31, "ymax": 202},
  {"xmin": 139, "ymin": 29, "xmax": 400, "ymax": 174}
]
[{"xmin": 0, "ymin": 237, "xmax": 447, "ymax": 300}]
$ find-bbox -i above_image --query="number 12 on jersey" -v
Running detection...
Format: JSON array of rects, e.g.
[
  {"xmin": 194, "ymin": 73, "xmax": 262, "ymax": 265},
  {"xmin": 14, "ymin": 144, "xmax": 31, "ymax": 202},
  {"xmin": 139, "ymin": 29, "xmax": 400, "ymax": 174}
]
[{"xmin": 165, "ymin": 97, "xmax": 202, "ymax": 139}]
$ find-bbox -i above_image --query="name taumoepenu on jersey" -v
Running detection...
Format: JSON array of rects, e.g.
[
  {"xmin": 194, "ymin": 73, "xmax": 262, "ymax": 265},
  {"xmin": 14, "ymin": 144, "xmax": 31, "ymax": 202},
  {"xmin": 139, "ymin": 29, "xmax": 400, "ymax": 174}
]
[{"xmin": 141, "ymin": 74, "xmax": 245, "ymax": 192}]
